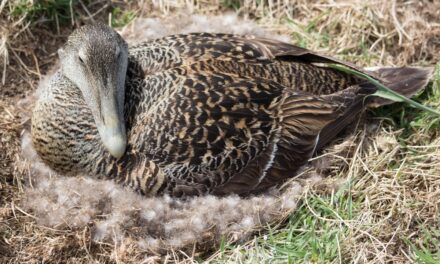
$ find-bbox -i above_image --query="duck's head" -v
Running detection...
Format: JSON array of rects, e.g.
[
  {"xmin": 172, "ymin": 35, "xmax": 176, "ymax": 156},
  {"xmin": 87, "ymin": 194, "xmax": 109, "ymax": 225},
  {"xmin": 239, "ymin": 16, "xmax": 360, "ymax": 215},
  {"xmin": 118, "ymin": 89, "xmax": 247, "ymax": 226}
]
[{"xmin": 58, "ymin": 24, "xmax": 128, "ymax": 159}]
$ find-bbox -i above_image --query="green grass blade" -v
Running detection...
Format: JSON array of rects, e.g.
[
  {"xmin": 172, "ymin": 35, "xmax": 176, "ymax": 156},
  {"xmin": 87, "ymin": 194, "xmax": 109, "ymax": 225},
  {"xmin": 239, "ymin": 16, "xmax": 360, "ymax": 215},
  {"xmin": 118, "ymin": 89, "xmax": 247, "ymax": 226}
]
[{"xmin": 329, "ymin": 64, "xmax": 440, "ymax": 116}]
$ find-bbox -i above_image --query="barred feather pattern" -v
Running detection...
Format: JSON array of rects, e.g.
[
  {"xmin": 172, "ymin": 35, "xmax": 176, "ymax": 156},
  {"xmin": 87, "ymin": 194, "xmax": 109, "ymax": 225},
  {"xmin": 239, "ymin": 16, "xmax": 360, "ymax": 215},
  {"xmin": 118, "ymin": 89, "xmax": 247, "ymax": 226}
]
[{"xmin": 32, "ymin": 31, "xmax": 428, "ymax": 197}]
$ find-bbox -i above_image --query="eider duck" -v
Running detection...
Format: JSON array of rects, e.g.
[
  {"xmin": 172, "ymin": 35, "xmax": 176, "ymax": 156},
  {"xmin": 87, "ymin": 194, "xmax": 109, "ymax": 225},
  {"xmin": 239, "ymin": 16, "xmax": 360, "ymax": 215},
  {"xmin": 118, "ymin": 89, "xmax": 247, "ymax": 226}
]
[{"xmin": 31, "ymin": 24, "xmax": 431, "ymax": 197}]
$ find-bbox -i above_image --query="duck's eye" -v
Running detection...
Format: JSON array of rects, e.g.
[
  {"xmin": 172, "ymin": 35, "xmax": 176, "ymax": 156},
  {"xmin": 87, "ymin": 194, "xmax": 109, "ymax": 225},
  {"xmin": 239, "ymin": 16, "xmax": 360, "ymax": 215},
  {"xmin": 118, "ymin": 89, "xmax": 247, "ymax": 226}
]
[{"xmin": 78, "ymin": 56, "xmax": 85, "ymax": 64}]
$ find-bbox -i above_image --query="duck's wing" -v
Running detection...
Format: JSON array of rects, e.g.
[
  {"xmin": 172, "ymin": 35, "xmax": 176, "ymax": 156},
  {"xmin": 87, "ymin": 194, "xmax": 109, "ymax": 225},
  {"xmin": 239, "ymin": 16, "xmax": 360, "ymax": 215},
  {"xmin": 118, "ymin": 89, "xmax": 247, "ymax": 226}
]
[
  {"xmin": 126, "ymin": 34, "xmax": 361, "ymax": 196},
  {"xmin": 127, "ymin": 33, "xmax": 383, "ymax": 97},
  {"xmin": 129, "ymin": 33, "xmax": 431, "ymax": 99},
  {"xmin": 129, "ymin": 65, "xmax": 364, "ymax": 196},
  {"xmin": 128, "ymin": 68, "xmax": 285, "ymax": 195},
  {"xmin": 130, "ymin": 32, "xmax": 365, "ymax": 67}
]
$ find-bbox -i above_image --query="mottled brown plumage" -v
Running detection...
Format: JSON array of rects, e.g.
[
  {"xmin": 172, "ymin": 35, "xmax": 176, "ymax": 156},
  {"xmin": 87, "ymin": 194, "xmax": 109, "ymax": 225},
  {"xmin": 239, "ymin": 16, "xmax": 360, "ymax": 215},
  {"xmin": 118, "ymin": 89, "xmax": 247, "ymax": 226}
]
[{"xmin": 31, "ymin": 24, "xmax": 431, "ymax": 197}]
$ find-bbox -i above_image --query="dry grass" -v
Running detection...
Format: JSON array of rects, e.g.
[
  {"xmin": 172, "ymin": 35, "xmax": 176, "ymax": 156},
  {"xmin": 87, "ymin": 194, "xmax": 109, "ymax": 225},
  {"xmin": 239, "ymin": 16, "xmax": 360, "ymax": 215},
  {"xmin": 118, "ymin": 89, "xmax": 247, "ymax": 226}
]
[{"xmin": 1, "ymin": 0, "xmax": 439, "ymax": 263}]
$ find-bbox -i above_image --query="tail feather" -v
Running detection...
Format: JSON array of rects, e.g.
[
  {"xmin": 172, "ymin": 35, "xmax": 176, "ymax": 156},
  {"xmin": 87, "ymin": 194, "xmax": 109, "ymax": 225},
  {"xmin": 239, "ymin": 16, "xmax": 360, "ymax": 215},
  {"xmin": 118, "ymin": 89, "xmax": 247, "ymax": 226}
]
[
  {"xmin": 367, "ymin": 66, "xmax": 433, "ymax": 107},
  {"xmin": 315, "ymin": 66, "xmax": 433, "ymax": 151}
]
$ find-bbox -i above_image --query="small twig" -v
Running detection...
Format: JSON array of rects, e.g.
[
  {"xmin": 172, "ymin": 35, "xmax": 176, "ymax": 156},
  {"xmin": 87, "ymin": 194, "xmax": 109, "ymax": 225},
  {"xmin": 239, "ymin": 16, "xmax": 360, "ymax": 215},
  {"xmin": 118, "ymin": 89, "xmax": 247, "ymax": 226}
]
[
  {"xmin": 79, "ymin": 0, "xmax": 95, "ymax": 22},
  {"xmin": 68, "ymin": 0, "xmax": 75, "ymax": 26},
  {"xmin": 10, "ymin": 48, "xmax": 40, "ymax": 76},
  {"xmin": 0, "ymin": 0, "xmax": 7, "ymax": 15},
  {"xmin": 12, "ymin": 204, "xmax": 38, "ymax": 220},
  {"xmin": 31, "ymin": 52, "xmax": 41, "ymax": 80},
  {"xmin": 87, "ymin": 3, "xmax": 110, "ymax": 20},
  {"xmin": 0, "ymin": 36, "xmax": 8, "ymax": 84},
  {"xmin": 391, "ymin": 0, "xmax": 411, "ymax": 45}
]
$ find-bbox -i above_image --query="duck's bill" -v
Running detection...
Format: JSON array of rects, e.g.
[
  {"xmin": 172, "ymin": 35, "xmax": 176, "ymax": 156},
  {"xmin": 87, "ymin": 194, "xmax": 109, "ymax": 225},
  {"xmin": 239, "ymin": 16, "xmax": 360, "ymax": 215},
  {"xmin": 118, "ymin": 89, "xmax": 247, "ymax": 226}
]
[
  {"xmin": 98, "ymin": 97, "xmax": 127, "ymax": 159},
  {"xmin": 100, "ymin": 124, "xmax": 127, "ymax": 159}
]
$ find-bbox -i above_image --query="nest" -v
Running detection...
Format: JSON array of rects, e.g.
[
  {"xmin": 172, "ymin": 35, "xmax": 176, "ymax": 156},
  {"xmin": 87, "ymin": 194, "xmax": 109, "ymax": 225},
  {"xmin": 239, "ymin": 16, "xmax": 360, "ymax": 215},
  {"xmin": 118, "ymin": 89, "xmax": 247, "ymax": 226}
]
[{"xmin": 14, "ymin": 14, "xmax": 307, "ymax": 259}]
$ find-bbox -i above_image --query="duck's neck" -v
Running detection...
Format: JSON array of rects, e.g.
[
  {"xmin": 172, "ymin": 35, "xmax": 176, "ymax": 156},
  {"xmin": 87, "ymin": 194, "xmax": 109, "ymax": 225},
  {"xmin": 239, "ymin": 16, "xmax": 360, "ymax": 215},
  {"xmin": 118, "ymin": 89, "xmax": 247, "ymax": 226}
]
[{"xmin": 32, "ymin": 72, "xmax": 119, "ymax": 177}]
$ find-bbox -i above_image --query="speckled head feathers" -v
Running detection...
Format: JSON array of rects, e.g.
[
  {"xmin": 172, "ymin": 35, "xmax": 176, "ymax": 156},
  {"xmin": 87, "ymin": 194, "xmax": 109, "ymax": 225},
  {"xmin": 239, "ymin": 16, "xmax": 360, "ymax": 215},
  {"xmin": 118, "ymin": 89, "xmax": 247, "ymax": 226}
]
[
  {"xmin": 63, "ymin": 24, "xmax": 128, "ymax": 72},
  {"xmin": 58, "ymin": 24, "xmax": 129, "ymax": 159}
]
